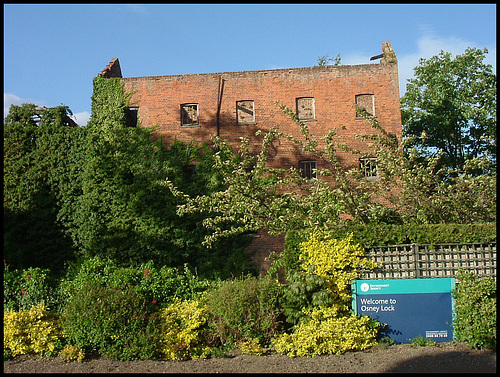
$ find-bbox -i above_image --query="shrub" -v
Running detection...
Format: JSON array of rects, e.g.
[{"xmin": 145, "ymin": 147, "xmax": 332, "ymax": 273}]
[
  {"xmin": 60, "ymin": 281, "xmax": 162, "ymax": 360},
  {"xmin": 136, "ymin": 261, "xmax": 213, "ymax": 307},
  {"xmin": 239, "ymin": 338, "xmax": 266, "ymax": 355},
  {"xmin": 59, "ymin": 344, "xmax": 85, "ymax": 362},
  {"xmin": 274, "ymin": 232, "xmax": 380, "ymax": 357},
  {"xmin": 299, "ymin": 232, "xmax": 377, "ymax": 306},
  {"xmin": 202, "ymin": 275, "xmax": 283, "ymax": 347},
  {"xmin": 452, "ymin": 270, "xmax": 496, "ymax": 349},
  {"xmin": 57, "ymin": 256, "xmax": 212, "ymax": 309},
  {"xmin": 159, "ymin": 298, "xmax": 212, "ymax": 360},
  {"xmin": 3, "ymin": 302, "xmax": 63, "ymax": 357},
  {"xmin": 280, "ymin": 269, "xmax": 334, "ymax": 325},
  {"xmin": 3, "ymin": 263, "xmax": 60, "ymax": 312},
  {"xmin": 271, "ymin": 306, "xmax": 378, "ymax": 357}
]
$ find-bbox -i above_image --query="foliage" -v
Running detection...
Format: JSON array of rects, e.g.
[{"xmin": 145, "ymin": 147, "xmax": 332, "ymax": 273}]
[
  {"xmin": 316, "ymin": 53, "xmax": 342, "ymax": 66},
  {"xmin": 452, "ymin": 270, "xmax": 496, "ymax": 350},
  {"xmin": 175, "ymin": 94, "xmax": 495, "ymax": 250},
  {"xmin": 299, "ymin": 232, "xmax": 377, "ymax": 305},
  {"xmin": 287, "ymin": 222, "xmax": 497, "ymax": 248},
  {"xmin": 279, "ymin": 269, "xmax": 334, "ymax": 325},
  {"xmin": 60, "ymin": 281, "xmax": 163, "ymax": 361},
  {"xmin": 3, "ymin": 104, "xmax": 77, "ymax": 272},
  {"xmin": 57, "ymin": 256, "xmax": 213, "ymax": 309},
  {"xmin": 357, "ymin": 105, "xmax": 496, "ymax": 225},
  {"xmin": 401, "ymin": 47, "xmax": 496, "ymax": 171},
  {"xmin": 272, "ymin": 232, "xmax": 380, "ymax": 357},
  {"xmin": 409, "ymin": 335, "xmax": 438, "ymax": 347},
  {"xmin": 271, "ymin": 307, "xmax": 378, "ymax": 357},
  {"xmin": 3, "ymin": 263, "xmax": 60, "ymax": 313},
  {"xmin": 71, "ymin": 75, "xmax": 253, "ymax": 276},
  {"xmin": 202, "ymin": 275, "xmax": 284, "ymax": 347},
  {"xmin": 158, "ymin": 298, "xmax": 212, "ymax": 360},
  {"xmin": 59, "ymin": 344, "xmax": 86, "ymax": 362},
  {"xmin": 175, "ymin": 101, "xmax": 396, "ymax": 246},
  {"xmin": 3, "ymin": 78, "xmax": 253, "ymax": 280},
  {"xmin": 238, "ymin": 338, "xmax": 267, "ymax": 355},
  {"xmin": 3, "ymin": 302, "xmax": 63, "ymax": 357}
]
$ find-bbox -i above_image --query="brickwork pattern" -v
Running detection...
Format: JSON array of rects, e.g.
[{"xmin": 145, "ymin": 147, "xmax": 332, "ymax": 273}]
[{"xmin": 121, "ymin": 62, "xmax": 402, "ymax": 173}]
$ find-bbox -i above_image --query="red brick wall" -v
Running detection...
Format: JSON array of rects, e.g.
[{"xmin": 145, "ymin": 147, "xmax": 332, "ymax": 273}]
[
  {"xmin": 244, "ymin": 230, "xmax": 286, "ymax": 276},
  {"xmin": 121, "ymin": 61, "xmax": 401, "ymax": 171},
  {"xmin": 116, "ymin": 52, "xmax": 402, "ymax": 274}
]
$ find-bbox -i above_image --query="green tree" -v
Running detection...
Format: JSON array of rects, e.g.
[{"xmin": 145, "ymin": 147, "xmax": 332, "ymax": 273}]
[
  {"xmin": 3, "ymin": 104, "xmax": 77, "ymax": 272},
  {"xmin": 401, "ymin": 47, "xmax": 496, "ymax": 171},
  {"xmin": 173, "ymin": 99, "xmax": 496, "ymax": 248},
  {"xmin": 357, "ymin": 106, "xmax": 496, "ymax": 224},
  {"xmin": 174, "ymin": 102, "xmax": 401, "ymax": 246}
]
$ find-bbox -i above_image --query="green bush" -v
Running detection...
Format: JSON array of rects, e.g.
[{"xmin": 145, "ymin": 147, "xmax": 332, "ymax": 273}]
[
  {"xmin": 60, "ymin": 281, "xmax": 163, "ymax": 360},
  {"xmin": 57, "ymin": 256, "xmax": 213, "ymax": 309},
  {"xmin": 280, "ymin": 270, "xmax": 334, "ymax": 325},
  {"xmin": 452, "ymin": 270, "xmax": 496, "ymax": 349},
  {"xmin": 286, "ymin": 223, "xmax": 496, "ymax": 249},
  {"xmin": 202, "ymin": 275, "xmax": 284, "ymax": 347},
  {"xmin": 273, "ymin": 232, "xmax": 380, "ymax": 357},
  {"xmin": 3, "ymin": 263, "xmax": 60, "ymax": 312}
]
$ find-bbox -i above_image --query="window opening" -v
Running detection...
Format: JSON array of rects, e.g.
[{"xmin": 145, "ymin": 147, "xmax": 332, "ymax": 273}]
[
  {"xmin": 298, "ymin": 160, "xmax": 317, "ymax": 179},
  {"xmin": 125, "ymin": 107, "xmax": 138, "ymax": 127},
  {"xmin": 360, "ymin": 157, "xmax": 378, "ymax": 179},
  {"xmin": 296, "ymin": 97, "xmax": 315, "ymax": 121},
  {"xmin": 356, "ymin": 94, "xmax": 375, "ymax": 117},
  {"xmin": 181, "ymin": 104, "xmax": 199, "ymax": 126},
  {"xmin": 236, "ymin": 100, "xmax": 255, "ymax": 124}
]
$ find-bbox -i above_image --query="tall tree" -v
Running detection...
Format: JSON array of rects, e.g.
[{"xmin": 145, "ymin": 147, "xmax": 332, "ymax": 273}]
[
  {"xmin": 3, "ymin": 104, "xmax": 77, "ymax": 271},
  {"xmin": 401, "ymin": 47, "xmax": 496, "ymax": 171}
]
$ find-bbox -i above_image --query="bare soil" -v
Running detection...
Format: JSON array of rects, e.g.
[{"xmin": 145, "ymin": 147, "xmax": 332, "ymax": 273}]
[{"xmin": 4, "ymin": 342, "xmax": 496, "ymax": 374}]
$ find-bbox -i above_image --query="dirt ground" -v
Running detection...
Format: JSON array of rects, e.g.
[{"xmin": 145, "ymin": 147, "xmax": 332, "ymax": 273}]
[{"xmin": 3, "ymin": 342, "xmax": 496, "ymax": 374}]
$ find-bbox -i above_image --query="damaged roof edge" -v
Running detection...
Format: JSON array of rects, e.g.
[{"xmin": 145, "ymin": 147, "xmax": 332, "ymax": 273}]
[
  {"xmin": 100, "ymin": 57, "xmax": 122, "ymax": 78},
  {"xmin": 101, "ymin": 41, "xmax": 396, "ymax": 80}
]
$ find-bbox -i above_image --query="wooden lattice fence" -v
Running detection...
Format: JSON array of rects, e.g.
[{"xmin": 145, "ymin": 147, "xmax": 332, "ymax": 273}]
[{"xmin": 359, "ymin": 243, "xmax": 496, "ymax": 280}]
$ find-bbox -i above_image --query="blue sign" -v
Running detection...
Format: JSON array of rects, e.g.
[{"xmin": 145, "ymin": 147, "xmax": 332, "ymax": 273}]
[{"xmin": 352, "ymin": 278, "xmax": 455, "ymax": 343}]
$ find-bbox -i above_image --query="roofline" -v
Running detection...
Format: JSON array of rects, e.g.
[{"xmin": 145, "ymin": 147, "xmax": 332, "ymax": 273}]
[{"xmin": 120, "ymin": 62, "xmax": 389, "ymax": 81}]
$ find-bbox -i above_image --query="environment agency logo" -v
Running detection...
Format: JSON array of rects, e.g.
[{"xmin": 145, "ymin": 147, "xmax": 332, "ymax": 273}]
[{"xmin": 360, "ymin": 283, "xmax": 370, "ymax": 292}]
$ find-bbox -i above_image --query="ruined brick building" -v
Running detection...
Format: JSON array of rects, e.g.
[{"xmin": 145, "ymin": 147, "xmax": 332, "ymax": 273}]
[{"xmin": 100, "ymin": 41, "xmax": 402, "ymax": 272}]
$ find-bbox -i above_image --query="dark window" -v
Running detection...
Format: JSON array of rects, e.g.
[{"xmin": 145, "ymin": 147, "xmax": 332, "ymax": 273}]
[
  {"xmin": 296, "ymin": 97, "xmax": 315, "ymax": 121},
  {"xmin": 181, "ymin": 104, "xmax": 199, "ymax": 126},
  {"xmin": 298, "ymin": 160, "xmax": 317, "ymax": 179},
  {"xmin": 125, "ymin": 107, "xmax": 138, "ymax": 127}
]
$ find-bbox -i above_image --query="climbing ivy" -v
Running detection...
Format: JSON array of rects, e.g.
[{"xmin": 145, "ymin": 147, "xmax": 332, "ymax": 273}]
[{"xmin": 3, "ymin": 75, "xmax": 254, "ymax": 279}]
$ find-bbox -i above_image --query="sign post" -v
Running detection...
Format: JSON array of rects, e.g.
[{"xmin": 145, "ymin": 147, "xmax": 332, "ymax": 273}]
[{"xmin": 352, "ymin": 278, "xmax": 455, "ymax": 343}]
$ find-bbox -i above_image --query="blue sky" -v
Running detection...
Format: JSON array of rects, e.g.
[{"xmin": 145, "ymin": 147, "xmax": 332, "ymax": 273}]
[{"xmin": 4, "ymin": 3, "xmax": 496, "ymax": 126}]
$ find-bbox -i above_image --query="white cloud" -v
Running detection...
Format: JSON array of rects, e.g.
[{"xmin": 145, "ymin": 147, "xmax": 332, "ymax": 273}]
[
  {"xmin": 4, "ymin": 93, "xmax": 46, "ymax": 118},
  {"xmin": 124, "ymin": 4, "xmax": 150, "ymax": 16},
  {"xmin": 72, "ymin": 111, "xmax": 91, "ymax": 126},
  {"xmin": 397, "ymin": 32, "xmax": 496, "ymax": 96}
]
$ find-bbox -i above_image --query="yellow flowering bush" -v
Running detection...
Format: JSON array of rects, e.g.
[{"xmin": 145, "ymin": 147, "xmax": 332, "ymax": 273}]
[
  {"xmin": 3, "ymin": 302, "xmax": 63, "ymax": 357},
  {"xmin": 299, "ymin": 232, "xmax": 377, "ymax": 304},
  {"xmin": 272, "ymin": 306, "xmax": 378, "ymax": 357},
  {"xmin": 59, "ymin": 344, "xmax": 85, "ymax": 362},
  {"xmin": 239, "ymin": 337, "xmax": 266, "ymax": 355},
  {"xmin": 274, "ymin": 232, "xmax": 380, "ymax": 357},
  {"xmin": 159, "ymin": 298, "xmax": 212, "ymax": 360}
]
